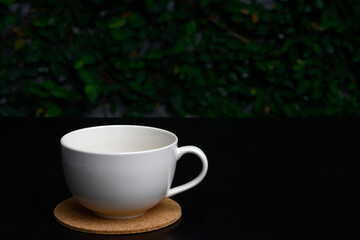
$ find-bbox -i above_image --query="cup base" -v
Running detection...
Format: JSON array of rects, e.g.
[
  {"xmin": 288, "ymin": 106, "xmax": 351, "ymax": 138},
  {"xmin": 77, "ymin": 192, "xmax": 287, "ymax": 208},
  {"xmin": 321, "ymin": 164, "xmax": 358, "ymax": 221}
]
[
  {"xmin": 93, "ymin": 211, "xmax": 146, "ymax": 220},
  {"xmin": 54, "ymin": 197, "xmax": 182, "ymax": 234}
]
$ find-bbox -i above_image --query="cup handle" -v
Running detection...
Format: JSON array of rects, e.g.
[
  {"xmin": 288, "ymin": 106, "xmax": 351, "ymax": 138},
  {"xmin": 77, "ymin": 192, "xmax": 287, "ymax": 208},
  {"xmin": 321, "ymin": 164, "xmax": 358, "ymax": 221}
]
[{"xmin": 166, "ymin": 146, "xmax": 208, "ymax": 198}]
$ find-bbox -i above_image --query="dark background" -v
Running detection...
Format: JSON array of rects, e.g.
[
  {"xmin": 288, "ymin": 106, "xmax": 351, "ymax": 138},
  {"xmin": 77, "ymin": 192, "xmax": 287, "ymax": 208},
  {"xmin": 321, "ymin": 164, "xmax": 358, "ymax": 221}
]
[{"xmin": 2, "ymin": 117, "xmax": 360, "ymax": 239}]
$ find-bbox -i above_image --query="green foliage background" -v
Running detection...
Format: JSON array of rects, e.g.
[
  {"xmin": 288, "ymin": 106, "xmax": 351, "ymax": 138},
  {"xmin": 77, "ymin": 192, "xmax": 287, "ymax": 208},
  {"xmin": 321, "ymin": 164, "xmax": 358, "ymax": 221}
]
[{"xmin": 1, "ymin": 0, "xmax": 360, "ymax": 117}]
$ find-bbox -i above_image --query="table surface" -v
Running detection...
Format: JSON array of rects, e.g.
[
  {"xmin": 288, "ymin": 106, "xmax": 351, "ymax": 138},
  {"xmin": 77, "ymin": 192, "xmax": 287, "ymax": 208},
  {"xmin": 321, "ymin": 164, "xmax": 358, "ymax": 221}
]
[{"xmin": 1, "ymin": 117, "xmax": 360, "ymax": 239}]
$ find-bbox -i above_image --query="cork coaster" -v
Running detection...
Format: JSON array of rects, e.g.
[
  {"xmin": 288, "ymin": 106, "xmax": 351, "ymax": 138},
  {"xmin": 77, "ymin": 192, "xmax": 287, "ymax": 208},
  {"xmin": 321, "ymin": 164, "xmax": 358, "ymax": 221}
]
[{"xmin": 54, "ymin": 198, "xmax": 181, "ymax": 235}]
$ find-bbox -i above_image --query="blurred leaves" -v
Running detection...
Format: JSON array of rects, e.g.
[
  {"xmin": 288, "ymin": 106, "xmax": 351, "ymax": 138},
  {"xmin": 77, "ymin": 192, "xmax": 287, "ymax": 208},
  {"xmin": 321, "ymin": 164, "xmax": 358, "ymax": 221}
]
[
  {"xmin": 108, "ymin": 16, "xmax": 126, "ymax": 29},
  {"xmin": 1, "ymin": 0, "xmax": 360, "ymax": 117},
  {"xmin": 14, "ymin": 38, "xmax": 25, "ymax": 50},
  {"xmin": 0, "ymin": 0, "xmax": 13, "ymax": 5}
]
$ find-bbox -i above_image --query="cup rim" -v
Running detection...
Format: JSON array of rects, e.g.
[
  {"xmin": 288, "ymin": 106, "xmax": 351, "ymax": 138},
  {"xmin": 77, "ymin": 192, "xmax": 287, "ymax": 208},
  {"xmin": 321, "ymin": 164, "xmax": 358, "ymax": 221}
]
[{"xmin": 60, "ymin": 125, "xmax": 178, "ymax": 155}]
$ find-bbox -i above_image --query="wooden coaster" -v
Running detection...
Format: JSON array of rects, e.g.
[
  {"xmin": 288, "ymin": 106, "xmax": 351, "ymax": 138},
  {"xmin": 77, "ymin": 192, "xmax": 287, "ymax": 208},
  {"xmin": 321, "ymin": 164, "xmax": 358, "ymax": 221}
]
[{"xmin": 54, "ymin": 198, "xmax": 181, "ymax": 235}]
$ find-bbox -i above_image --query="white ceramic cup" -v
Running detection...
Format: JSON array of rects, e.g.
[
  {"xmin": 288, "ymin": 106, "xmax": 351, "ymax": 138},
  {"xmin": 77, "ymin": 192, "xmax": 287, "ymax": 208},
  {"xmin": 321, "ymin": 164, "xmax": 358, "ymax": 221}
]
[{"xmin": 61, "ymin": 125, "xmax": 208, "ymax": 219}]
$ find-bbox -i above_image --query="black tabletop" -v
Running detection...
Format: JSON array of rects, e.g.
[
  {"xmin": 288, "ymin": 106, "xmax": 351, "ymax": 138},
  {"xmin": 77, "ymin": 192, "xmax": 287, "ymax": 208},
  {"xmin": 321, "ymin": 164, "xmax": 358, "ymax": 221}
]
[{"xmin": 1, "ymin": 117, "xmax": 360, "ymax": 239}]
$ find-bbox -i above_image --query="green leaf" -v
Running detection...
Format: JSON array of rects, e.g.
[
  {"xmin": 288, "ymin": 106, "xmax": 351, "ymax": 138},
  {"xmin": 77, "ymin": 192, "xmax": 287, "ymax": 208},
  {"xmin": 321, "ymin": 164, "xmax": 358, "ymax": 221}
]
[
  {"xmin": 330, "ymin": 82, "xmax": 338, "ymax": 94},
  {"xmin": 58, "ymin": 23, "xmax": 70, "ymax": 38},
  {"xmin": 283, "ymin": 105, "xmax": 292, "ymax": 116},
  {"xmin": 297, "ymin": 80, "xmax": 311, "ymax": 94},
  {"xmin": 52, "ymin": 87, "xmax": 69, "ymax": 99},
  {"xmin": 78, "ymin": 70, "xmax": 94, "ymax": 84},
  {"xmin": 28, "ymin": 85, "xmax": 48, "ymax": 98},
  {"xmin": 136, "ymin": 71, "xmax": 146, "ymax": 82},
  {"xmin": 159, "ymin": 12, "xmax": 172, "ymax": 23},
  {"xmin": 43, "ymin": 80, "xmax": 55, "ymax": 90},
  {"xmin": 348, "ymin": 82, "xmax": 356, "ymax": 91},
  {"xmin": 26, "ymin": 51, "xmax": 42, "ymax": 63},
  {"xmin": 5, "ymin": 15, "xmax": 17, "ymax": 26},
  {"xmin": 7, "ymin": 68, "xmax": 22, "ymax": 81},
  {"xmin": 129, "ymin": 16, "xmax": 144, "ymax": 28},
  {"xmin": 46, "ymin": 104, "xmax": 62, "ymax": 117},
  {"xmin": 312, "ymin": 89, "xmax": 322, "ymax": 99},
  {"xmin": 48, "ymin": 17, "xmax": 58, "ymax": 26},
  {"xmin": 85, "ymin": 84, "xmax": 98, "ymax": 103},
  {"xmin": 14, "ymin": 38, "xmax": 26, "ymax": 50},
  {"xmin": 217, "ymin": 21, "xmax": 227, "ymax": 29},
  {"xmin": 231, "ymin": 14, "xmax": 243, "ymax": 23},
  {"xmin": 85, "ymin": 84, "xmax": 94, "ymax": 94},
  {"xmin": 147, "ymin": 51, "xmax": 163, "ymax": 60},
  {"xmin": 173, "ymin": 40, "xmax": 187, "ymax": 53},
  {"xmin": 181, "ymin": 65, "xmax": 201, "ymax": 77},
  {"xmin": 229, "ymin": 72, "xmax": 238, "ymax": 82},
  {"xmin": 74, "ymin": 54, "xmax": 95, "ymax": 69},
  {"xmin": 122, "ymin": 41, "xmax": 138, "ymax": 50},
  {"xmin": 200, "ymin": 0, "xmax": 209, "ymax": 7},
  {"xmin": 74, "ymin": 60, "xmax": 84, "ymax": 69},
  {"xmin": 196, "ymin": 78, "xmax": 206, "ymax": 86},
  {"xmin": 171, "ymin": 94, "xmax": 182, "ymax": 111},
  {"xmin": 130, "ymin": 61, "xmax": 145, "ymax": 69},
  {"xmin": 186, "ymin": 20, "xmax": 197, "ymax": 35},
  {"xmin": 200, "ymin": 54, "xmax": 211, "ymax": 62},
  {"xmin": 81, "ymin": 54, "xmax": 95, "ymax": 64},
  {"xmin": 129, "ymin": 81, "xmax": 141, "ymax": 91},
  {"xmin": 146, "ymin": 0, "xmax": 161, "ymax": 13},
  {"xmin": 325, "ymin": 107, "xmax": 340, "ymax": 115},
  {"xmin": 114, "ymin": 61, "xmax": 125, "ymax": 71},
  {"xmin": 0, "ymin": 0, "xmax": 13, "ymax": 5},
  {"xmin": 33, "ymin": 18, "xmax": 48, "ymax": 28},
  {"xmin": 110, "ymin": 29, "xmax": 124, "ymax": 40},
  {"xmin": 108, "ymin": 17, "xmax": 126, "ymax": 28}
]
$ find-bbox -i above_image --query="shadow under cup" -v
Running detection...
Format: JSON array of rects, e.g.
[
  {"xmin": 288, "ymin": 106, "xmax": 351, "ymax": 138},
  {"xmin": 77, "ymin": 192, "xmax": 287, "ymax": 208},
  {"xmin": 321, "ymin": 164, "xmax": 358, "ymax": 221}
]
[{"xmin": 61, "ymin": 125, "xmax": 186, "ymax": 219}]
